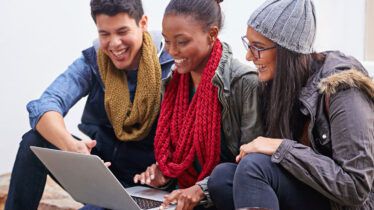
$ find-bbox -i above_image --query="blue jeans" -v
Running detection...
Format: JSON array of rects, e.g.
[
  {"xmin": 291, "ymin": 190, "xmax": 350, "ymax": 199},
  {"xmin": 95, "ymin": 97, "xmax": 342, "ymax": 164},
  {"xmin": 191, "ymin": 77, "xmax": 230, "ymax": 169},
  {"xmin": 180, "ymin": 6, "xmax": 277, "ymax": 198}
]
[
  {"xmin": 208, "ymin": 153, "xmax": 330, "ymax": 210},
  {"xmin": 5, "ymin": 127, "xmax": 155, "ymax": 210}
]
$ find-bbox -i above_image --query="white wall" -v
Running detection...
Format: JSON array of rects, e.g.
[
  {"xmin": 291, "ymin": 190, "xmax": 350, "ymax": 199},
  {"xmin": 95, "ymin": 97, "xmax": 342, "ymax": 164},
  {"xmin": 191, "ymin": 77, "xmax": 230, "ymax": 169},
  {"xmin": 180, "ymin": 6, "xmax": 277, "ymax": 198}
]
[{"xmin": 0, "ymin": 0, "xmax": 370, "ymax": 174}]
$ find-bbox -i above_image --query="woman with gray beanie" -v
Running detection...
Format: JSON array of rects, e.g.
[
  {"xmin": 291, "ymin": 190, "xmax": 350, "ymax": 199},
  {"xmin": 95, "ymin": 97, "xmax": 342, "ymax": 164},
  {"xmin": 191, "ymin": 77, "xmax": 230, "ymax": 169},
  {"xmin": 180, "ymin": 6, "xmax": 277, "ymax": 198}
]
[{"xmin": 207, "ymin": 0, "xmax": 374, "ymax": 209}]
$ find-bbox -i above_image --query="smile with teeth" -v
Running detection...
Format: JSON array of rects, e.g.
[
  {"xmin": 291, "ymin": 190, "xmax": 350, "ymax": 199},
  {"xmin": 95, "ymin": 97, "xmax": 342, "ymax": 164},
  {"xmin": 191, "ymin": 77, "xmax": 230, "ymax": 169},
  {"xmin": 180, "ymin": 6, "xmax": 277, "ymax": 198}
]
[
  {"xmin": 255, "ymin": 64, "xmax": 266, "ymax": 69},
  {"xmin": 111, "ymin": 48, "xmax": 128, "ymax": 58},
  {"xmin": 174, "ymin": 58, "xmax": 186, "ymax": 64}
]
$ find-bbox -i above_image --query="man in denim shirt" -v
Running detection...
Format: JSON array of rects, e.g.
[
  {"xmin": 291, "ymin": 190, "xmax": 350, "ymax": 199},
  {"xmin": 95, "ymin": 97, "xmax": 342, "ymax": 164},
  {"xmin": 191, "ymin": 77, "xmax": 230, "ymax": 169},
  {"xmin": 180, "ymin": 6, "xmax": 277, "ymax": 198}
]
[{"xmin": 5, "ymin": 0, "xmax": 173, "ymax": 209}]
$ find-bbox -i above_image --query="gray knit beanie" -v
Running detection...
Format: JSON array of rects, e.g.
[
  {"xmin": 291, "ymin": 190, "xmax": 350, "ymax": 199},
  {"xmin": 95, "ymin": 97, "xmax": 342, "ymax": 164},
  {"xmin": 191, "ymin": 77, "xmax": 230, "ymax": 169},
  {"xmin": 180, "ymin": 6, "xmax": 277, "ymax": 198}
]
[{"xmin": 247, "ymin": 0, "xmax": 316, "ymax": 54}]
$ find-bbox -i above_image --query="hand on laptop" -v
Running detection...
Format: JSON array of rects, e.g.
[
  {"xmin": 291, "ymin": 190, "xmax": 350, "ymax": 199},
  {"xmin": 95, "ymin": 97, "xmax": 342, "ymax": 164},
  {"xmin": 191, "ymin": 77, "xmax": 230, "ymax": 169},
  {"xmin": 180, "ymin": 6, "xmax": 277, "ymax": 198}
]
[
  {"xmin": 159, "ymin": 185, "xmax": 204, "ymax": 210},
  {"xmin": 69, "ymin": 139, "xmax": 111, "ymax": 167},
  {"xmin": 69, "ymin": 139, "xmax": 97, "ymax": 154},
  {"xmin": 133, "ymin": 164, "xmax": 171, "ymax": 187}
]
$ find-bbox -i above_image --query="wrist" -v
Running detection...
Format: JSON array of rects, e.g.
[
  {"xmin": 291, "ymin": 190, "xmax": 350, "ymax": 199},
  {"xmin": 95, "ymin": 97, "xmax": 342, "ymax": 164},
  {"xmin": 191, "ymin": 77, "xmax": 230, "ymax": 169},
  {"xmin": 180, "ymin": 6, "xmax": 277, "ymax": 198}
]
[
  {"xmin": 194, "ymin": 184, "xmax": 205, "ymax": 199},
  {"xmin": 63, "ymin": 137, "xmax": 80, "ymax": 152}
]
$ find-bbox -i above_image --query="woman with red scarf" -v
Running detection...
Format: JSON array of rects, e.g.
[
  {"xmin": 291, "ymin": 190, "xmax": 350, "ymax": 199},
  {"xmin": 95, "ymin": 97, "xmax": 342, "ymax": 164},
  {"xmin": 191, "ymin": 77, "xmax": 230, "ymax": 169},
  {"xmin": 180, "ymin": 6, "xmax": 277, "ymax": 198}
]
[{"xmin": 133, "ymin": 0, "xmax": 263, "ymax": 209}]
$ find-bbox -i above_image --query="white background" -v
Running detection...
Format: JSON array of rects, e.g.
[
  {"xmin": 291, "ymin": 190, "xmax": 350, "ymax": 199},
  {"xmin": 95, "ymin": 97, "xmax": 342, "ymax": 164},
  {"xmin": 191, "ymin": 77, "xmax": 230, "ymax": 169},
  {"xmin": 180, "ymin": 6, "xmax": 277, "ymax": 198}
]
[{"xmin": 0, "ymin": 0, "xmax": 372, "ymax": 174}]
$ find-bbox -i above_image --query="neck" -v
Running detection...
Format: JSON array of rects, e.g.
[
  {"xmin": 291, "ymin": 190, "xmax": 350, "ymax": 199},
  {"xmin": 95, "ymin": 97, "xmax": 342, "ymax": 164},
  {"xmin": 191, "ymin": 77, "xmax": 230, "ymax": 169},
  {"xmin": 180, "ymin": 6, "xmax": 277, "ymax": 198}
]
[{"xmin": 190, "ymin": 71, "xmax": 202, "ymax": 89}]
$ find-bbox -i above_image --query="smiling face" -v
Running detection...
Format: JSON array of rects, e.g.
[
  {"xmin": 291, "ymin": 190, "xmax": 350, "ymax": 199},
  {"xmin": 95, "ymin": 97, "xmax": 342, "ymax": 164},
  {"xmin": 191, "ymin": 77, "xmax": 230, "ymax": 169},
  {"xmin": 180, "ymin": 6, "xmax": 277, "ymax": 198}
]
[
  {"xmin": 245, "ymin": 26, "xmax": 277, "ymax": 82},
  {"xmin": 162, "ymin": 14, "xmax": 216, "ymax": 75},
  {"xmin": 96, "ymin": 12, "xmax": 147, "ymax": 71}
]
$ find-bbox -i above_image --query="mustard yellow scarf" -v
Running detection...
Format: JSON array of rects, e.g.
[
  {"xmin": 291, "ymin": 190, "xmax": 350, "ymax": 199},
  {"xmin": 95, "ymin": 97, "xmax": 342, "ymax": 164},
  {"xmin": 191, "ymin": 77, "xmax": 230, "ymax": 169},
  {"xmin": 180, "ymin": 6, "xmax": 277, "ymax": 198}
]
[{"xmin": 97, "ymin": 31, "xmax": 161, "ymax": 141}]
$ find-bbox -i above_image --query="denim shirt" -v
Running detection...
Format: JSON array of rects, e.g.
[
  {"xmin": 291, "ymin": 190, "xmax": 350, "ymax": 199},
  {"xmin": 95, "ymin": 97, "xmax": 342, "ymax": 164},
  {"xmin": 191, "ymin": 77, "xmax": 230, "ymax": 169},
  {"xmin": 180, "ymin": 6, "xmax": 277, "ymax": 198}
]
[{"xmin": 27, "ymin": 31, "xmax": 173, "ymax": 133}]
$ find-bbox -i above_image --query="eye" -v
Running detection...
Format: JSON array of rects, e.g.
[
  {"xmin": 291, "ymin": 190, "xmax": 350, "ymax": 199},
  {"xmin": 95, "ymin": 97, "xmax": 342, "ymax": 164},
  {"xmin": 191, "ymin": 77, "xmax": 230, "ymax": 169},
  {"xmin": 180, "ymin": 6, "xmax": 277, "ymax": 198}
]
[
  {"xmin": 99, "ymin": 32, "xmax": 109, "ymax": 37},
  {"xmin": 177, "ymin": 41, "xmax": 188, "ymax": 46},
  {"xmin": 118, "ymin": 30, "xmax": 128, "ymax": 35}
]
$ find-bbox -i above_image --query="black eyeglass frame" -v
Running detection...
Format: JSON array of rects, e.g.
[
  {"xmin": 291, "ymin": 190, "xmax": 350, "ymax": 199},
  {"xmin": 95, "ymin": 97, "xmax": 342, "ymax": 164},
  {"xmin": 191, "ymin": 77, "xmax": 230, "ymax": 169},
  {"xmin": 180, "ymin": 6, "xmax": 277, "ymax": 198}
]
[{"xmin": 241, "ymin": 35, "xmax": 276, "ymax": 59}]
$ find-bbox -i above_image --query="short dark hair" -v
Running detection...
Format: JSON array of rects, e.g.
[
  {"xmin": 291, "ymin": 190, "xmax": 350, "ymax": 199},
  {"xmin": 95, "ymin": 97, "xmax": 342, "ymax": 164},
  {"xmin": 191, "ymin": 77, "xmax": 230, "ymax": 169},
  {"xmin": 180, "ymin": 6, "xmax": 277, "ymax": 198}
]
[
  {"xmin": 164, "ymin": 0, "xmax": 224, "ymax": 31},
  {"xmin": 90, "ymin": 0, "xmax": 144, "ymax": 24}
]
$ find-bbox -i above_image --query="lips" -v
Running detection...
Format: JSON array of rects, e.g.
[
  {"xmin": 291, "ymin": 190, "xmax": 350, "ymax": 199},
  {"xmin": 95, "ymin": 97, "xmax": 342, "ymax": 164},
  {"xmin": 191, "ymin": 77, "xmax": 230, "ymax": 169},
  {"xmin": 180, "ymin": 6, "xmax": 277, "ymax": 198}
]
[
  {"xmin": 174, "ymin": 58, "xmax": 187, "ymax": 68},
  {"xmin": 111, "ymin": 47, "xmax": 129, "ymax": 60},
  {"xmin": 174, "ymin": 58, "xmax": 186, "ymax": 64},
  {"xmin": 255, "ymin": 64, "xmax": 266, "ymax": 72}
]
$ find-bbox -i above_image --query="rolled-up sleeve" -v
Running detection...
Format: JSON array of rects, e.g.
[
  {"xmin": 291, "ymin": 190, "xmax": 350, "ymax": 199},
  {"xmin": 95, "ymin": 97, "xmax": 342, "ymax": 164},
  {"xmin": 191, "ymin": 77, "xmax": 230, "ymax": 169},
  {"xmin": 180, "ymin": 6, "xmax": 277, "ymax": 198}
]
[{"xmin": 27, "ymin": 55, "xmax": 93, "ymax": 129}]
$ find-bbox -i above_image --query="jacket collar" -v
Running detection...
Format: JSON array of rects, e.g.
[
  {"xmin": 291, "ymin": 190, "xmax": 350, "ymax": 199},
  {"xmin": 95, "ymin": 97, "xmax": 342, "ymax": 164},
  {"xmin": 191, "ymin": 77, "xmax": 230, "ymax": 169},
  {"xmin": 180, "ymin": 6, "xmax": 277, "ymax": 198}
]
[
  {"xmin": 299, "ymin": 51, "xmax": 370, "ymax": 116},
  {"xmin": 212, "ymin": 42, "xmax": 257, "ymax": 90}
]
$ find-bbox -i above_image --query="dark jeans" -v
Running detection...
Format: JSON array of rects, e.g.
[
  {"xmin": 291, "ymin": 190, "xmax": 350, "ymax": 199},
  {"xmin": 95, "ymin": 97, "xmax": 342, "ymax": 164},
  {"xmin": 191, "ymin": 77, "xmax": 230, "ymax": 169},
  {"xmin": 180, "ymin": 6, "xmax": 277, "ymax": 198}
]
[
  {"xmin": 81, "ymin": 204, "xmax": 217, "ymax": 210},
  {"xmin": 208, "ymin": 153, "xmax": 330, "ymax": 210},
  {"xmin": 5, "ymin": 126, "xmax": 156, "ymax": 210}
]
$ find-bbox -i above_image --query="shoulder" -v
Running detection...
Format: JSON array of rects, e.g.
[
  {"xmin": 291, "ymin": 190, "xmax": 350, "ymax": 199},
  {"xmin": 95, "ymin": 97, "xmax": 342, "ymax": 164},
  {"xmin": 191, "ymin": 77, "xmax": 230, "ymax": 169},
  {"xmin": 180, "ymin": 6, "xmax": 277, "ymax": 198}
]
[
  {"xmin": 219, "ymin": 42, "xmax": 259, "ymax": 86},
  {"xmin": 318, "ymin": 69, "xmax": 374, "ymax": 100},
  {"xmin": 316, "ymin": 51, "xmax": 373, "ymax": 97},
  {"xmin": 230, "ymin": 58, "xmax": 259, "ymax": 88}
]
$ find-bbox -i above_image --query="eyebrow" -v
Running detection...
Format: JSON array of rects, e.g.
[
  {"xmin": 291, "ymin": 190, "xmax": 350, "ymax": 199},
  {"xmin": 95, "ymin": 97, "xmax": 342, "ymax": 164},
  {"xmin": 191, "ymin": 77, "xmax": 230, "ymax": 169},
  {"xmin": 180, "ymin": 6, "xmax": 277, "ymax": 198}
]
[
  {"xmin": 161, "ymin": 33, "xmax": 185, "ymax": 39},
  {"xmin": 251, "ymin": 41, "xmax": 266, "ymax": 47},
  {"xmin": 98, "ymin": 26, "xmax": 129, "ymax": 33}
]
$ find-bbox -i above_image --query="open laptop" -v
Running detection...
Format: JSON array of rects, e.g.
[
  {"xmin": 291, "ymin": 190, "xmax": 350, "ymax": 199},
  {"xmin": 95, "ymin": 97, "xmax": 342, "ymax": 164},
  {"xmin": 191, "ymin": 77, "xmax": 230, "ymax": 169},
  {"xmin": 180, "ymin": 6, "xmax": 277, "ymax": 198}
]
[{"xmin": 30, "ymin": 146, "xmax": 176, "ymax": 210}]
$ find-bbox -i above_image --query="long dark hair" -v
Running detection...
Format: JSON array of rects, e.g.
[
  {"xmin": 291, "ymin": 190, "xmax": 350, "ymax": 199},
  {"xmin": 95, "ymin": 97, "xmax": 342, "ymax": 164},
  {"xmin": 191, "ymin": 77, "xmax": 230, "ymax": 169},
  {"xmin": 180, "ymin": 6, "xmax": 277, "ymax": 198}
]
[{"xmin": 260, "ymin": 45, "xmax": 324, "ymax": 139}]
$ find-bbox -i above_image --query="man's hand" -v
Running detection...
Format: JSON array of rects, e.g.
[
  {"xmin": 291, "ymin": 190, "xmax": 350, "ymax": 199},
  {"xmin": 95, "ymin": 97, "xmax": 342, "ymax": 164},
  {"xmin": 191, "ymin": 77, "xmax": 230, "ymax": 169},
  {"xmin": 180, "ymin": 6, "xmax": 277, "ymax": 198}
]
[
  {"xmin": 68, "ymin": 139, "xmax": 97, "ymax": 154},
  {"xmin": 159, "ymin": 185, "xmax": 205, "ymax": 210},
  {"xmin": 236, "ymin": 136, "xmax": 283, "ymax": 163},
  {"xmin": 133, "ymin": 164, "xmax": 170, "ymax": 187},
  {"xmin": 67, "ymin": 139, "xmax": 111, "ymax": 167}
]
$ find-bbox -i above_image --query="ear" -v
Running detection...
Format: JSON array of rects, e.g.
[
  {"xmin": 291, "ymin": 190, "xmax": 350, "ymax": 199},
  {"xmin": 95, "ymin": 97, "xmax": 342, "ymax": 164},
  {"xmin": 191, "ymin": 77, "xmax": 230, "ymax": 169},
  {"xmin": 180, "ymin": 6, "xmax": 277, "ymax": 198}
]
[
  {"xmin": 139, "ymin": 15, "xmax": 148, "ymax": 32},
  {"xmin": 208, "ymin": 26, "xmax": 219, "ymax": 44}
]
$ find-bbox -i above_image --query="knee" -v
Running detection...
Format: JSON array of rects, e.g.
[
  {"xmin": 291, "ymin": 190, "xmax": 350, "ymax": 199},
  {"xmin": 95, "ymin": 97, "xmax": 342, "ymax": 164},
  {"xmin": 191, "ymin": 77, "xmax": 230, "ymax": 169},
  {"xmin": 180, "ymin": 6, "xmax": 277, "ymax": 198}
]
[
  {"xmin": 236, "ymin": 153, "xmax": 273, "ymax": 178},
  {"xmin": 208, "ymin": 163, "xmax": 236, "ymax": 198},
  {"xmin": 19, "ymin": 130, "xmax": 54, "ymax": 151}
]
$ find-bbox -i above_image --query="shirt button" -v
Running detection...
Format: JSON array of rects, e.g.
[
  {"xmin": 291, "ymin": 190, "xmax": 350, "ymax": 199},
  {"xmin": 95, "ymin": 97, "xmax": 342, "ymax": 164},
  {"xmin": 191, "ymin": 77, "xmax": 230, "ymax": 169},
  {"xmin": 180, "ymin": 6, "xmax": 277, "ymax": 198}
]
[
  {"xmin": 274, "ymin": 152, "xmax": 280, "ymax": 159},
  {"xmin": 322, "ymin": 134, "xmax": 327, "ymax": 139}
]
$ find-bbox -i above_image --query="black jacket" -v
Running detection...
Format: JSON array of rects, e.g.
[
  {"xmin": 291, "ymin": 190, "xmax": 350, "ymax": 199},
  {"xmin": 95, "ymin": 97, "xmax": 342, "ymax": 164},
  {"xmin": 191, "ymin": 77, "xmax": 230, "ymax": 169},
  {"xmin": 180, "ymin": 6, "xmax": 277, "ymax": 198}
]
[{"xmin": 272, "ymin": 51, "xmax": 374, "ymax": 209}]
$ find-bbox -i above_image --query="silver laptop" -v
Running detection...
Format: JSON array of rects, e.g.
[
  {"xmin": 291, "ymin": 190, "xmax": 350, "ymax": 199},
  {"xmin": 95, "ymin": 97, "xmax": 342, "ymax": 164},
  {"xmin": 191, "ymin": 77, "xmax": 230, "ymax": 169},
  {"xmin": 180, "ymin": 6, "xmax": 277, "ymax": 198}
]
[{"xmin": 30, "ymin": 146, "xmax": 176, "ymax": 210}]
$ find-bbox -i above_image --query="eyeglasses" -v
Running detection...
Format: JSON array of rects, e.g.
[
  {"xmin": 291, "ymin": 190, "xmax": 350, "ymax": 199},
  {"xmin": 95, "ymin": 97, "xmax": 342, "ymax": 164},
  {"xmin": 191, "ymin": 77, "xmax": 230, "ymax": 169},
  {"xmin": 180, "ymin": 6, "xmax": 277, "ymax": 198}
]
[{"xmin": 241, "ymin": 35, "xmax": 276, "ymax": 59}]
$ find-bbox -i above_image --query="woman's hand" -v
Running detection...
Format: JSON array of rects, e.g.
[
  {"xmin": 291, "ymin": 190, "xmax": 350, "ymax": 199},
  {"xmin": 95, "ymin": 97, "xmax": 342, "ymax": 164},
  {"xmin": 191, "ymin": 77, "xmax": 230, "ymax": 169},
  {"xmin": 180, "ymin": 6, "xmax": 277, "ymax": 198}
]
[
  {"xmin": 159, "ymin": 185, "xmax": 205, "ymax": 210},
  {"xmin": 236, "ymin": 136, "xmax": 283, "ymax": 163},
  {"xmin": 133, "ymin": 164, "xmax": 171, "ymax": 187}
]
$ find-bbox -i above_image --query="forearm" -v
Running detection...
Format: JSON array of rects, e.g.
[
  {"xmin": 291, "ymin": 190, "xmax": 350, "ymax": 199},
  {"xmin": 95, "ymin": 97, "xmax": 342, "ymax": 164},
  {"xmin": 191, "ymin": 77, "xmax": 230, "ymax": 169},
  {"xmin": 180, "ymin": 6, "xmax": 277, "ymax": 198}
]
[
  {"xmin": 274, "ymin": 139, "xmax": 373, "ymax": 206},
  {"xmin": 35, "ymin": 111, "xmax": 78, "ymax": 151}
]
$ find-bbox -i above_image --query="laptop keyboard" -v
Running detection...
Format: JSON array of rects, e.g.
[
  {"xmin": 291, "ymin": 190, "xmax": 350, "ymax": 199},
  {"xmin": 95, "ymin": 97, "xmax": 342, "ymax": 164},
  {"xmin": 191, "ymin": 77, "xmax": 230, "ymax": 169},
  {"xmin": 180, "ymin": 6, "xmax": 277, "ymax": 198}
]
[{"xmin": 132, "ymin": 196, "xmax": 163, "ymax": 209}]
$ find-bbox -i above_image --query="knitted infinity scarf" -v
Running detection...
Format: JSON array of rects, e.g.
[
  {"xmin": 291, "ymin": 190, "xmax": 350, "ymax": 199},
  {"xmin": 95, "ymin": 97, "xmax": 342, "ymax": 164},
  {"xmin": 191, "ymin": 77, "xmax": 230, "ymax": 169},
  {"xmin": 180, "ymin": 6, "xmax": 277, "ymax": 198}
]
[
  {"xmin": 155, "ymin": 39, "xmax": 222, "ymax": 188},
  {"xmin": 97, "ymin": 31, "xmax": 161, "ymax": 141}
]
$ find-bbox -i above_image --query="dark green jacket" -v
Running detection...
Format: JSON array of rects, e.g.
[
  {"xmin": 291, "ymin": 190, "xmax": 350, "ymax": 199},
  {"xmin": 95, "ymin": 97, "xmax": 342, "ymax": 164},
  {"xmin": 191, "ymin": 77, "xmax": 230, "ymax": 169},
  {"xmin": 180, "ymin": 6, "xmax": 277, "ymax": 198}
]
[{"xmin": 161, "ymin": 42, "xmax": 264, "ymax": 203}]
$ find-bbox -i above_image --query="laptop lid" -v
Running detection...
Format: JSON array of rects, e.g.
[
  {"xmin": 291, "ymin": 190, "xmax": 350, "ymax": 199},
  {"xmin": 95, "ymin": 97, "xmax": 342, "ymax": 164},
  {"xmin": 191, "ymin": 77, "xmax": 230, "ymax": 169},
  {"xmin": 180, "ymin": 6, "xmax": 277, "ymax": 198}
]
[{"xmin": 30, "ymin": 146, "xmax": 141, "ymax": 210}]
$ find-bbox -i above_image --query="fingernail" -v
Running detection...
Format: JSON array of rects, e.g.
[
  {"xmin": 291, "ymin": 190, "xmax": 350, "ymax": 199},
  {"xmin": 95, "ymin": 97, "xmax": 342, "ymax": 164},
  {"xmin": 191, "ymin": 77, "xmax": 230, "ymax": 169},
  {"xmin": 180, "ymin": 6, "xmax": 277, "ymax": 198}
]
[
  {"xmin": 151, "ymin": 174, "xmax": 155, "ymax": 179},
  {"xmin": 159, "ymin": 205, "xmax": 164, "ymax": 210},
  {"xmin": 146, "ymin": 178, "xmax": 150, "ymax": 183}
]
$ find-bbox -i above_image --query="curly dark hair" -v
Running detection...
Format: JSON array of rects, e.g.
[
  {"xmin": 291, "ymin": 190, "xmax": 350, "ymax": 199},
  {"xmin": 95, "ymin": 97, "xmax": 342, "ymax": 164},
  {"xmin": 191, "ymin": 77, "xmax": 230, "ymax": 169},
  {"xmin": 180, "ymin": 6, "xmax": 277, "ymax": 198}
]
[{"xmin": 90, "ymin": 0, "xmax": 144, "ymax": 24}]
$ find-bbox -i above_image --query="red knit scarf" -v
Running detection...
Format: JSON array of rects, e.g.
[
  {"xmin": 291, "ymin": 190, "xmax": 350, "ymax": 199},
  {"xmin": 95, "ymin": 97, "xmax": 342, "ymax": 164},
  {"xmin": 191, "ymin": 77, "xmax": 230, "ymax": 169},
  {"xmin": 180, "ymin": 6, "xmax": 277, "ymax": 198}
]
[{"xmin": 154, "ymin": 39, "xmax": 222, "ymax": 188}]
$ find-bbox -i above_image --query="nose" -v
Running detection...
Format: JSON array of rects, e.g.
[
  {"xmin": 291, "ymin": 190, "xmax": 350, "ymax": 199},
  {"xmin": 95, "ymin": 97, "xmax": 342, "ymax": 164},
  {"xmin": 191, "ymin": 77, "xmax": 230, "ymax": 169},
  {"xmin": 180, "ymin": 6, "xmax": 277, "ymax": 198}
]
[
  {"xmin": 166, "ymin": 43, "xmax": 179, "ymax": 57},
  {"xmin": 109, "ymin": 35, "xmax": 122, "ymax": 48},
  {"xmin": 245, "ymin": 49, "xmax": 256, "ymax": 62}
]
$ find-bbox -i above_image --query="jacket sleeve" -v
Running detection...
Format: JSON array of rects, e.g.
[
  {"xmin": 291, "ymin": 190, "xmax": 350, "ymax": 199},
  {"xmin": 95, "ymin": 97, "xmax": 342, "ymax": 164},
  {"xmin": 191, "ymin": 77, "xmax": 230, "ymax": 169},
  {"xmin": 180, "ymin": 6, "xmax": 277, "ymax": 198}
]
[
  {"xmin": 239, "ymin": 73, "xmax": 264, "ymax": 146},
  {"xmin": 27, "ymin": 55, "xmax": 93, "ymax": 129},
  {"xmin": 272, "ymin": 88, "xmax": 374, "ymax": 206},
  {"xmin": 197, "ymin": 73, "xmax": 264, "ymax": 205}
]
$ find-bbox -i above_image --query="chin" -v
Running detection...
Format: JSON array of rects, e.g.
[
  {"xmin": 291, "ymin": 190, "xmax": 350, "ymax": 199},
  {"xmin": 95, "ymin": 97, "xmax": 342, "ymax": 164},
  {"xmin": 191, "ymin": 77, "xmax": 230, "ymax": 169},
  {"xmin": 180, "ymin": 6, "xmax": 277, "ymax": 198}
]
[{"xmin": 177, "ymin": 68, "xmax": 189, "ymax": 74}]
